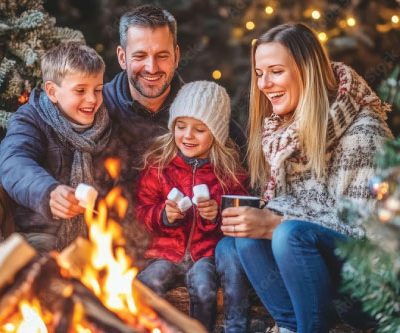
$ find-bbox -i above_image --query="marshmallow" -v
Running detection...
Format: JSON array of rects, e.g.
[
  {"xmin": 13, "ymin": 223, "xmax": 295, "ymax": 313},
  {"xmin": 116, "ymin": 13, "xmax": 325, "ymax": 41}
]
[
  {"xmin": 167, "ymin": 187, "xmax": 185, "ymax": 203},
  {"xmin": 177, "ymin": 196, "xmax": 193, "ymax": 212},
  {"xmin": 192, "ymin": 184, "xmax": 210, "ymax": 205},
  {"xmin": 75, "ymin": 183, "xmax": 98, "ymax": 209}
]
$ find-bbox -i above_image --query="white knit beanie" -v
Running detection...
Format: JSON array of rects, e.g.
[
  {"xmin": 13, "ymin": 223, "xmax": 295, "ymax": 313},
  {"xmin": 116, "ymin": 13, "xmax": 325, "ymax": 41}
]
[{"xmin": 168, "ymin": 81, "xmax": 231, "ymax": 145}]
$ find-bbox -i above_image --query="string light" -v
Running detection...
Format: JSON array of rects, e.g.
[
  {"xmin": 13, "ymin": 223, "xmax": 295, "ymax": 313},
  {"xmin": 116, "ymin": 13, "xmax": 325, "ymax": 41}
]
[
  {"xmin": 246, "ymin": 21, "xmax": 255, "ymax": 30},
  {"xmin": 318, "ymin": 32, "xmax": 328, "ymax": 42},
  {"xmin": 311, "ymin": 10, "xmax": 321, "ymax": 20},
  {"xmin": 212, "ymin": 70, "xmax": 222, "ymax": 80},
  {"xmin": 347, "ymin": 17, "xmax": 356, "ymax": 27},
  {"xmin": 392, "ymin": 15, "xmax": 399, "ymax": 24},
  {"xmin": 232, "ymin": 27, "xmax": 244, "ymax": 38},
  {"xmin": 265, "ymin": 6, "xmax": 274, "ymax": 15}
]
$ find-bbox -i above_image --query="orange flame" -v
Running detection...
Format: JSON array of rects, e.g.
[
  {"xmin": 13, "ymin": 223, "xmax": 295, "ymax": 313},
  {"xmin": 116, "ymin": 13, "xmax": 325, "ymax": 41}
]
[
  {"xmin": 80, "ymin": 158, "xmax": 161, "ymax": 330},
  {"xmin": 1, "ymin": 299, "xmax": 48, "ymax": 333},
  {"xmin": 1, "ymin": 158, "xmax": 161, "ymax": 332}
]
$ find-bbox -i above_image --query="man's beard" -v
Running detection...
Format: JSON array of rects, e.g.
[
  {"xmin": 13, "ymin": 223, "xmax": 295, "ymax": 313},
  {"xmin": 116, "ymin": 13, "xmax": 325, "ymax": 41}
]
[{"xmin": 129, "ymin": 71, "xmax": 174, "ymax": 99}]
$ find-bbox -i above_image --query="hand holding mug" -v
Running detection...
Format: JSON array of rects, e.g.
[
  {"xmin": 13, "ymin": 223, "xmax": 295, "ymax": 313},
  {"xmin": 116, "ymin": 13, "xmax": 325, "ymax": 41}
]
[{"xmin": 220, "ymin": 195, "xmax": 281, "ymax": 239}]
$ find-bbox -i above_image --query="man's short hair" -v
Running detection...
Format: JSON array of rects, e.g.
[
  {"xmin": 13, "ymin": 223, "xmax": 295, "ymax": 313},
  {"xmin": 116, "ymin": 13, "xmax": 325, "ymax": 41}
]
[
  {"xmin": 119, "ymin": 5, "xmax": 177, "ymax": 49},
  {"xmin": 41, "ymin": 42, "xmax": 105, "ymax": 85}
]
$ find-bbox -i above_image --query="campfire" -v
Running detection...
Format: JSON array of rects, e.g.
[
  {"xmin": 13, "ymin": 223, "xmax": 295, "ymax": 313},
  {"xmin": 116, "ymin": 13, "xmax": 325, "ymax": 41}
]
[{"xmin": 0, "ymin": 158, "xmax": 206, "ymax": 333}]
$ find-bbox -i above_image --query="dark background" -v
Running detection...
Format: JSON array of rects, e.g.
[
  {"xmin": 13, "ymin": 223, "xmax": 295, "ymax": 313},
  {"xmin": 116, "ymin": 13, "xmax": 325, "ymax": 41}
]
[{"xmin": 43, "ymin": 0, "xmax": 400, "ymax": 135}]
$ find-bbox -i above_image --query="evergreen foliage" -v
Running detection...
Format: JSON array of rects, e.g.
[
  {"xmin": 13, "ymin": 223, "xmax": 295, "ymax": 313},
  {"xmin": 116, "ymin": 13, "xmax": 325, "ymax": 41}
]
[
  {"xmin": 0, "ymin": 0, "xmax": 84, "ymax": 129},
  {"xmin": 337, "ymin": 136, "xmax": 400, "ymax": 332}
]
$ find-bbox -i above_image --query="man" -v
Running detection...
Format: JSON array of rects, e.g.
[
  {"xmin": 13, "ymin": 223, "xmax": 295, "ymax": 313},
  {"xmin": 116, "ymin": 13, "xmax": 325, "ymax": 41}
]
[
  {"xmin": 103, "ymin": 5, "xmax": 246, "ymax": 172},
  {"xmin": 100, "ymin": 4, "xmax": 246, "ymax": 267}
]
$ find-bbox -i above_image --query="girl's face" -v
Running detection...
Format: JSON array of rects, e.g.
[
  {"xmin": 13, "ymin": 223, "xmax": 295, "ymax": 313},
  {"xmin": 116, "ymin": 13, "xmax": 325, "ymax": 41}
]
[
  {"xmin": 174, "ymin": 117, "xmax": 214, "ymax": 159},
  {"xmin": 255, "ymin": 42, "xmax": 301, "ymax": 117}
]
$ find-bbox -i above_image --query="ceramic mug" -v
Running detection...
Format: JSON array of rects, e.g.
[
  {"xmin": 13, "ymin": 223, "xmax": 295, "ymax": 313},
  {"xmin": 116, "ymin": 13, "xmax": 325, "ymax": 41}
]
[{"xmin": 221, "ymin": 195, "xmax": 265, "ymax": 211}]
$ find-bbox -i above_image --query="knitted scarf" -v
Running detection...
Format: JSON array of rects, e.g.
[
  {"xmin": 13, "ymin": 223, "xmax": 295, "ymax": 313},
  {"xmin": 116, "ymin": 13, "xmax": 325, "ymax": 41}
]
[
  {"xmin": 262, "ymin": 62, "xmax": 390, "ymax": 201},
  {"xmin": 38, "ymin": 91, "xmax": 111, "ymax": 250}
]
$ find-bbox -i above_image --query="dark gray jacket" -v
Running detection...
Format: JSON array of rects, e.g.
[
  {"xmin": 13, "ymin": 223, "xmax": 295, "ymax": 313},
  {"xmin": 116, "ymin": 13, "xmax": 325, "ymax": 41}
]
[{"xmin": 0, "ymin": 89, "xmax": 73, "ymax": 234}]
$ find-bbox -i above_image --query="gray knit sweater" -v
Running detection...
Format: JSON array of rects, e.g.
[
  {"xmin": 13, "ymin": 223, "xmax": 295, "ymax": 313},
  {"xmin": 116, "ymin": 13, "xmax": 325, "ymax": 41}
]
[{"xmin": 263, "ymin": 63, "xmax": 393, "ymax": 238}]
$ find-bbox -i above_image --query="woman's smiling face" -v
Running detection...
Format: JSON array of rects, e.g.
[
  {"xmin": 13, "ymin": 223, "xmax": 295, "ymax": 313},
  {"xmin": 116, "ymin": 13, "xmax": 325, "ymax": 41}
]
[{"xmin": 255, "ymin": 42, "xmax": 301, "ymax": 117}]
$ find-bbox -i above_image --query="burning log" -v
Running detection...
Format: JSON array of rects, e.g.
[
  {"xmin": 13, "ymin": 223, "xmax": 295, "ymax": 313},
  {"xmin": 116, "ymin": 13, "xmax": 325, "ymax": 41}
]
[
  {"xmin": 0, "ymin": 236, "xmax": 206, "ymax": 333},
  {"xmin": 0, "ymin": 238, "xmax": 174, "ymax": 332},
  {"xmin": 58, "ymin": 237, "xmax": 207, "ymax": 333}
]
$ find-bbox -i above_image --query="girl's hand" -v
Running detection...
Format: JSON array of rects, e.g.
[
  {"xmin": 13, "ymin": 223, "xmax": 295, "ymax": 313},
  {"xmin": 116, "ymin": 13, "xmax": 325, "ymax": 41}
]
[
  {"xmin": 197, "ymin": 199, "xmax": 218, "ymax": 221},
  {"xmin": 165, "ymin": 199, "xmax": 185, "ymax": 223},
  {"xmin": 50, "ymin": 185, "xmax": 85, "ymax": 219},
  {"xmin": 221, "ymin": 206, "xmax": 282, "ymax": 239}
]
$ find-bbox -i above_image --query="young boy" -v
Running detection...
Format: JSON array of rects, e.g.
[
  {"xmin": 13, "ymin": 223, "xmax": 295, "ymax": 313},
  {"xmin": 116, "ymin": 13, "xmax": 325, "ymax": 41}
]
[{"xmin": 0, "ymin": 42, "xmax": 111, "ymax": 253}]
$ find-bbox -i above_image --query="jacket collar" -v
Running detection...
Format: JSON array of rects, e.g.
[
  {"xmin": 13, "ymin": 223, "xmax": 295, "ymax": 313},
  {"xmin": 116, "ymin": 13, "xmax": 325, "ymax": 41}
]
[{"xmin": 172, "ymin": 152, "xmax": 211, "ymax": 170}]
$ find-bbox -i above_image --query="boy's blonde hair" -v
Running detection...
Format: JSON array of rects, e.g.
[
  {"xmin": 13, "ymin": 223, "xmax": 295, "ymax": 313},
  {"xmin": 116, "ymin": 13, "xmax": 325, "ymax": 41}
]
[{"xmin": 41, "ymin": 42, "xmax": 105, "ymax": 85}]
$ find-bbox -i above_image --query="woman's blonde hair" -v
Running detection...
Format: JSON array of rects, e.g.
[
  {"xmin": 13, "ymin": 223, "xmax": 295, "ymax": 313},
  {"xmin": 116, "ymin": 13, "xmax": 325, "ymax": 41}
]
[
  {"xmin": 248, "ymin": 23, "xmax": 337, "ymax": 190},
  {"xmin": 142, "ymin": 121, "xmax": 244, "ymax": 191}
]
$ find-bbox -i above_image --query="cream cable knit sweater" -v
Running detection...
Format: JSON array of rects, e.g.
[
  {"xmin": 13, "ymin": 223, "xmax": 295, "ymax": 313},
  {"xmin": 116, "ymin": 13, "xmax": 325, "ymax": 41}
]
[{"xmin": 263, "ymin": 62, "xmax": 393, "ymax": 238}]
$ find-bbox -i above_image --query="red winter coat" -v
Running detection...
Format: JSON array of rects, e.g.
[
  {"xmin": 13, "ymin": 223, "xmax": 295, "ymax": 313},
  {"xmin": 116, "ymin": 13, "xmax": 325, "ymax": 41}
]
[{"xmin": 136, "ymin": 155, "xmax": 247, "ymax": 263}]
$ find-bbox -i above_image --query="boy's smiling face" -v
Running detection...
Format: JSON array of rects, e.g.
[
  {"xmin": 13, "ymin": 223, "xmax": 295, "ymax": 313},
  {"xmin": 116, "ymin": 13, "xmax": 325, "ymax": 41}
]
[{"xmin": 45, "ymin": 71, "xmax": 104, "ymax": 125}]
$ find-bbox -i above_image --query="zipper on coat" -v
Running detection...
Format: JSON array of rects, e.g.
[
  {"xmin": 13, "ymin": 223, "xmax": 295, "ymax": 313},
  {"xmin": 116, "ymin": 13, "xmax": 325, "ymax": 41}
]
[{"xmin": 182, "ymin": 159, "xmax": 199, "ymax": 262}]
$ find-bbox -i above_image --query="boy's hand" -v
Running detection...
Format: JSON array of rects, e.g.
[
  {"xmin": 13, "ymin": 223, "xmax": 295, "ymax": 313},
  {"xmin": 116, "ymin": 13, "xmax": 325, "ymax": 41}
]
[
  {"xmin": 197, "ymin": 199, "xmax": 218, "ymax": 221},
  {"xmin": 50, "ymin": 185, "xmax": 85, "ymax": 219},
  {"xmin": 165, "ymin": 199, "xmax": 185, "ymax": 224}
]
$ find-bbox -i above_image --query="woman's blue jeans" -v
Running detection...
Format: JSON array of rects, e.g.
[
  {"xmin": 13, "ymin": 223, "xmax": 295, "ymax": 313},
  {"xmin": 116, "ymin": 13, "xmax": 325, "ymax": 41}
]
[{"xmin": 215, "ymin": 220, "xmax": 376, "ymax": 333}]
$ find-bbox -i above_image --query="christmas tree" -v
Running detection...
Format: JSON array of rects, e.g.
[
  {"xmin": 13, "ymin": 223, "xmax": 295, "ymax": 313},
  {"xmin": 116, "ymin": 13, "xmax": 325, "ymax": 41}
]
[
  {"xmin": 0, "ymin": 0, "xmax": 84, "ymax": 135},
  {"xmin": 337, "ymin": 137, "xmax": 400, "ymax": 332}
]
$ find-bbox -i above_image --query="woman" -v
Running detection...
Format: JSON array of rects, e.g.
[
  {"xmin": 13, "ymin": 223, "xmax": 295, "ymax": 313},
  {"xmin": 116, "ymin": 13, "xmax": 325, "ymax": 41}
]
[{"xmin": 215, "ymin": 23, "xmax": 392, "ymax": 333}]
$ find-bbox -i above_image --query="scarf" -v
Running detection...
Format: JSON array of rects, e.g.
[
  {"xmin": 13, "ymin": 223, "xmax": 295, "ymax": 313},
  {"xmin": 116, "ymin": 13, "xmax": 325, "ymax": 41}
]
[
  {"xmin": 262, "ymin": 62, "xmax": 391, "ymax": 201},
  {"xmin": 38, "ymin": 91, "xmax": 111, "ymax": 250}
]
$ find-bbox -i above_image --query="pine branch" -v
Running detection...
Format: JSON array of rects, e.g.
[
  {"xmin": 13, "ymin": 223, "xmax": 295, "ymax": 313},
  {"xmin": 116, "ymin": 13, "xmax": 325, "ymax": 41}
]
[
  {"xmin": 375, "ymin": 137, "xmax": 400, "ymax": 169},
  {"xmin": 10, "ymin": 10, "xmax": 45, "ymax": 30},
  {"xmin": 0, "ymin": 58, "xmax": 16, "ymax": 89},
  {"xmin": 0, "ymin": 110, "xmax": 13, "ymax": 129}
]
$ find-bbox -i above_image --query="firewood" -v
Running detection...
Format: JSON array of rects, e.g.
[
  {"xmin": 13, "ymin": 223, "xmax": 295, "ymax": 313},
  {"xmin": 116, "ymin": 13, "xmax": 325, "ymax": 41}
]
[
  {"xmin": 133, "ymin": 280, "xmax": 207, "ymax": 333},
  {"xmin": 59, "ymin": 238, "xmax": 207, "ymax": 333},
  {"xmin": 0, "ymin": 234, "xmax": 37, "ymax": 292}
]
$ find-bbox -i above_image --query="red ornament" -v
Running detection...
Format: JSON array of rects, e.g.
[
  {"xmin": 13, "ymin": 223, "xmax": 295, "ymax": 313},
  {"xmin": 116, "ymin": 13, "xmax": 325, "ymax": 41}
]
[{"xmin": 18, "ymin": 90, "xmax": 29, "ymax": 105}]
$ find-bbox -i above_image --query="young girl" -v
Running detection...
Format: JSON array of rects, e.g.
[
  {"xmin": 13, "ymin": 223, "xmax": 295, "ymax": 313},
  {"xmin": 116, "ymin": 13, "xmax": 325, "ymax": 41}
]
[{"xmin": 135, "ymin": 81, "xmax": 247, "ymax": 331}]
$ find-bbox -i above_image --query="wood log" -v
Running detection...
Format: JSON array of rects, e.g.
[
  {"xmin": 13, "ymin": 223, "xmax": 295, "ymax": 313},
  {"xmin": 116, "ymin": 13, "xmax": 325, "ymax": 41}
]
[
  {"xmin": 0, "ymin": 233, "xmax": 37, "ymax": 291},
  {"xmin": 59, "ymin": 238, "xmax": 207, "ymax": 333}
]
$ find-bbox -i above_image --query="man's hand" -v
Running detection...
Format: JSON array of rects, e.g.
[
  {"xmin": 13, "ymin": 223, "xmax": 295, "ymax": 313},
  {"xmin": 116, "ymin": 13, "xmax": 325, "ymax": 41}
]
[
  {"xmin": 197, "ymin": 199, "xmax": 218, "ymax": 221},
  {"xmin": 165, "ymin": 199, "xmax": 185, "ymax": 224},
  {"xmin": 50, "ymin": 185, "xmax": 84, "ymax": 219},
  {"xmin": 221, "ymin": 206, "xmax": 282, "ymax": 239}
]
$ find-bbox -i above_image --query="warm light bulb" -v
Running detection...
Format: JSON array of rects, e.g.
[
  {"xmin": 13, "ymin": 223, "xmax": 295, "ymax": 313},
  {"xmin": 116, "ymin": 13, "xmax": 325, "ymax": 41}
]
[
  {"xmin": 265, "ymin": 6, "xmax": 274, "ymax": 15},
  {"xmin": 318, "ymin": 32, "xmax": 328, "ymax": 42},
  {"xmin": 246, "ymin": 21, "xmax": 255, "ymax": 30},
  {"xmin": 392, "ymin": 15, "xmax": 399, "ymax": 24},
  {"xmin": 311, "ymin": 10, "xmax": 321, "ymax": 20},
  {"xmin": 212, "ymin": 70, "xmax": 222, "ymax": 80},
  {"xmin": 347, "ymin": 17, "xmax": 356, "ymax": 27}
]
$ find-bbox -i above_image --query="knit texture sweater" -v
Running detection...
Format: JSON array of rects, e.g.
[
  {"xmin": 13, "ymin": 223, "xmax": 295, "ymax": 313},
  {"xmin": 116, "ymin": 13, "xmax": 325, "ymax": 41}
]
[{"xmin": 263, "ymin": 63, "xmax": 393, "ymax": 238}]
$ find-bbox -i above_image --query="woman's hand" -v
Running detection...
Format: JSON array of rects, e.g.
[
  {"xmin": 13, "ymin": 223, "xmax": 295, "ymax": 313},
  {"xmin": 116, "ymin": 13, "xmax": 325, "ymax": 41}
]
[
  {"xmin": 165, "ymin": 199, "xmax": 185, "ymax": 223},
  {"xmin": 50, "ymin": 185, "xmax": 84, "ymax": 219},
  {"xmin": 221, "ymin": 206, "xmax": 282, "ymax": 239},
  {"xmin": 197, "ymin": 199, "xmax": 218, "ymax": 221}
]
